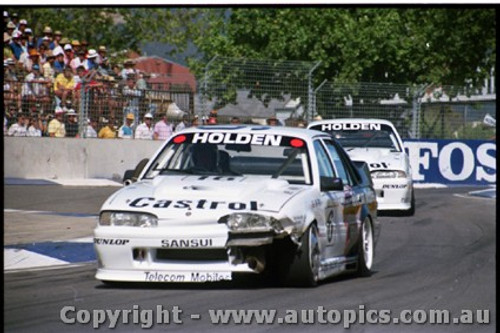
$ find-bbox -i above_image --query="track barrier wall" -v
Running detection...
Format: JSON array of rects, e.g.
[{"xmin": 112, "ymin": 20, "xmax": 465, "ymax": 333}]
[{"xmin": 4, "ymin": 138, "xmax": 496, "ymax": 186}]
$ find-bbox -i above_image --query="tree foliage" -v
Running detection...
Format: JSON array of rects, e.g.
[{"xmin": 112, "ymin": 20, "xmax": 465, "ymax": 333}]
[{"xmin": 10, "ymin": 7, "xmax": 495, "ymax": 87}]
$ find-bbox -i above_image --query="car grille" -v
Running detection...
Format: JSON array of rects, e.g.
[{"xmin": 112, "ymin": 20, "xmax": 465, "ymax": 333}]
[{"xmin": 155, "ymin": 248, "xmax": 228, "ymax": 261}]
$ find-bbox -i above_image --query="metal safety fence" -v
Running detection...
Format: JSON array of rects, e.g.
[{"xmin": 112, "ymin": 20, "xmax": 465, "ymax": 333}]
[{"xmin": 4, "ymin": 57, "xmax": 496, "ymax": 140}]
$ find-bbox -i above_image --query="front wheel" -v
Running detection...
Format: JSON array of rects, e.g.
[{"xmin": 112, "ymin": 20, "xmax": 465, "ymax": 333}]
[
  {"xmin": 280, "ymin": 224, "xmax": 321, "ymax": 287},
  {"xmin": 357, "ymin": 218, "xmax": 374, "ymax": 277}
]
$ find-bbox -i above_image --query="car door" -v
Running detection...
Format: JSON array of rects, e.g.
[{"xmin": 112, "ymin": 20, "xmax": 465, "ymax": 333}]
[
  {"xmin": 312, "ymin": 139, "xmax": 346, "ymax": 260},
  {"xmin": 321, "ymin": 138, "xmax": 365, "ymax": 256}
]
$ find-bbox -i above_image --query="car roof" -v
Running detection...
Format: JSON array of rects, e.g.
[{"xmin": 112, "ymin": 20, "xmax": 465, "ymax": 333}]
[
  {"xmin": 307, "ymin": 118, "xmax": 396, "ymax": 128},
  {"xmin": 178, "ymin": 124, "xmax": 330, "ymax": 141}
]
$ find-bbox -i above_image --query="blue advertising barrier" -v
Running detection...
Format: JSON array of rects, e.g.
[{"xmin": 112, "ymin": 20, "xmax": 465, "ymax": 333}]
[{"xmin": 403, "ymin": 139, "xmax": 496, "ymax": 185}]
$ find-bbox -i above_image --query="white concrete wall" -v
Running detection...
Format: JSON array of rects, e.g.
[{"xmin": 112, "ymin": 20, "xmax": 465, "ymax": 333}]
[{"xmin": 4, "ymin": 137, "xmax": 163, "ymax": 181}]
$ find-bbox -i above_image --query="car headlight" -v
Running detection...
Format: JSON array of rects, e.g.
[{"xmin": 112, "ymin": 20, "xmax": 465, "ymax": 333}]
[
  {"xmin": 99, "ymin": 212, "xmax": 158, "ymax": 227},
  {"xmin": 219, "ymin": 213, "xmax": 283, "ymax": 231},
  {"xmin": 371, "ymin": 170, "xmax": 407, "ymax": 178}
]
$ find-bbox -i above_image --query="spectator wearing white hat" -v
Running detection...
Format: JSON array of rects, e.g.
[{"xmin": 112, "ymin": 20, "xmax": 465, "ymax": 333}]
[
  {"xmin": 84, "ymin": 49, "xmax": 99, "ymax": 71},
  {"xmin": 65, "ymin": 108, "xmax": 79, "ymax": 137},
  {"xmin": 4, "ymin": 21, "xmax": 15, "ymax": 45},
  {"xmin": 9, "ymin": 30, "xmax": 24, "ymax": 60},
  {"xmin": 47, "ymin": 107, "xmax": 66, "ymax": 137},
  {"xmin": 13, "ymin": 18, "xmax": 27, "ymax": 36},
  {"xmin": 70, "ymin": 49, "xmax": 87, "ymax": 73},
  {"xmin": 23, "ymin": 27, "xmax": 35, "ymax": 48},
  {"xmin": 134, "ymin": 113, "xmax": 154, "ymax": 140},
  {"xmin": 53, "ymin": 49, "xmax": 66, "ymax": 74},
  {"xmin": 63, "ymin": 43, "xmax": 73, "ymax": 65},
  {"xmin": 37, "ymin": 26, "xmax": 53, "ymax": 48},
  {"xmin": 118, "ymin": 113, "xmax": 135, "ymax": 139},
  {"xmin": 85, "ymin": 118, "xmax": 98, "ymax": 138}
]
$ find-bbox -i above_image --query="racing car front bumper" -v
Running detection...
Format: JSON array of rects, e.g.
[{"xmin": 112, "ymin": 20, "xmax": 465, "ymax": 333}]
[{"xmin": 94, "ymin": 224, "xmax": 253, "ymax": 283}]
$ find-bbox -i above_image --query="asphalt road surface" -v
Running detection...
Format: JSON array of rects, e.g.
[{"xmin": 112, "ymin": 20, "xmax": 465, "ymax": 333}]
[{"xmin": 4, "ymin": 185, "xmax": 496, "ymax": 332}]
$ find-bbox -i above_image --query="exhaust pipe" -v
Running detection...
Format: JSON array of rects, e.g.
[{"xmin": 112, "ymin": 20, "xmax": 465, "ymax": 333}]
[
  {"xmin": 247, "ymin": 256, "xmax": 266, "ymax": 273},
  {"xmin": 123, "ymin": 179, "xmax": 133, "ymax": 186}
]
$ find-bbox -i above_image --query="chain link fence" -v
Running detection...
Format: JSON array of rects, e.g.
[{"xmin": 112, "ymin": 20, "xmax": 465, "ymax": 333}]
[{"xmin": 4, "ymin": 57, "xmax": 495, "ymax": 140}]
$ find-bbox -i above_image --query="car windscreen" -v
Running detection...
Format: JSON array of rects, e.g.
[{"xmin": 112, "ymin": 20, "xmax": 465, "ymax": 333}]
[
  {"xmin": 309, "ymin": 123, "xmax": 401, "ymax": 151},
  {"xmin": 143, "ymin": 132, "xmax": 312, "ymax": 185}
]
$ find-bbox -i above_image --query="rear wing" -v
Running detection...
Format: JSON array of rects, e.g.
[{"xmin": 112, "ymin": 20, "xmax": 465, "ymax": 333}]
[{"xmin": 353, "ymin": 161, "xmax": 373, "ymax": 187}]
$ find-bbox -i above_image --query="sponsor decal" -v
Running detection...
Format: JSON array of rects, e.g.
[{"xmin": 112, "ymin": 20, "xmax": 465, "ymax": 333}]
[
  {"xmin": 143, "ymin": 271, "xmax": 231, "ymax": 282},
  {"xmin": 161, "ymin": 239, "xmax": 213, "ymax": 248},
  {"xmin": 129, "ymin": 198, "xmax": 259, "ymax": 211},
  {"xmin": 144, "ymin": 271, "xmax": 186, "ymax": 282},
  {"xmin": 382, "ymin": 184, "xmax": 407, "ymax": 189},
  {"xmin": 320, "ymin": 123, "xmax": 382, "ymax": 131},
  {"xmin": 404, "ymin": 139, "xmax": 496, "ymax": 184},
  {"xmin": 94, "ymin": 238, "xmax": 130, "ymax": 246},
  {"xmin": 191, "ymin": 272, "xmax": 231, "ymax": 282},
  {"xmin": 192, "ymin": 132, "xmax": 282, "ymax": 146}
]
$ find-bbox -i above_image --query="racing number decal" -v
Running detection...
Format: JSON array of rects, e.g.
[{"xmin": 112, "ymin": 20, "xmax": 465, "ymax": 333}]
[
  {"xmin": 326, "ymin": 210, "xmax": 335, "ymax": 243},
  {"xmin": 369, "ymin": 162, "xmax": 389, "ymax": 169}
]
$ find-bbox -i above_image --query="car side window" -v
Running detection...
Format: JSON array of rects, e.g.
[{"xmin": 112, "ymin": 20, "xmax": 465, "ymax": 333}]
[
  {"xmin": 313, "ymin": 140, "xmax": 334, "ymax": 178},
  {"xmin": 322, "ymin": 139, "xmax": 351, "ymax": 186}
]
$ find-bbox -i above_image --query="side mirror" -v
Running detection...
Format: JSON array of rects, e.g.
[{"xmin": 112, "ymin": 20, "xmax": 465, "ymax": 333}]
[
  {"xmin": 320, "ymin": 176, "xmax": 344, "ymax": 192},
  {"xmin": 123, "ymin": 158, "xmax": 149, "ymax": 186}
]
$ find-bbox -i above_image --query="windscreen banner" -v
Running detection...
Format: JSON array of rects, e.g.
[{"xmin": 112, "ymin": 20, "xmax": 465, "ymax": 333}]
[{"xmin": 403, "ymin": 139, "xmax": 496, "ymax": 185}]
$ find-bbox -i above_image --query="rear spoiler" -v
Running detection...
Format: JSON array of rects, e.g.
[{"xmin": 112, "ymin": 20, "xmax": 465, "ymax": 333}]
[{"xmin": 353, "ymin": 161, "xmax": 373, "ymax": 187}]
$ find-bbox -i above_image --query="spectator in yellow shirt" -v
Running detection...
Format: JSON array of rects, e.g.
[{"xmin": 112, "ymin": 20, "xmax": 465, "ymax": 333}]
[
  {"xmin": 54, "ymin": 67, "xmax": 75, "ymax": 106},
  {"xmin": 98, "ymin": 118, "xmax": 116, "ymax": 139},
  {"xmin": 47, "ymin": 107, "xmax": 66, "ymax": 137}
]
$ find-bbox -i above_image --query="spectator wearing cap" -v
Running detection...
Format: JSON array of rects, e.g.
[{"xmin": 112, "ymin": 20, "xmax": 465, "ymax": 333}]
[
  {"xmin": 54, "ymin": 67, "xmax": 75, "ymax": 107},
  {"xmin": 23, "ymin": 27, "xmax": 35, "ymax": 48},
  {"xmin": 153, "ymin": 112, "xmax": 173, "ymax": 140},
  {"xmin": 22, "ymin": 63, "xmax": 50, "ymax": 113},
  {"xmin": 84, "ymin": 49, "xmax": 99, "ymax": 71},
  {"xmin": 98, "ymin": 117, "xmax": 117, "ymax": 139},
  {"xmin": 134, "ymin": 113, "xmax": 154, "ymax": 140},
  {"xmin": 121, "ymin": 59, "xmax": 137, "ymax": 80},
  {"xmin": 118, "ymin": 113, "xmax": 135, "ymax": 139},
  {"xmin": 50, "ymin": 30, "xmax": 62, "ymax": 50},
  {"xmin": 37, "ymin": 26, "xmax": 53, "ymax": 48},
  {"xmin": 3, "ymin": 10, "xmax": 9, "ymax": 25},
  {"xmin": 22, "ymin": 47, "xmax": 43, "ymax": 73},
  {"xmin": 4, "ymin": 21, "xmax": 16, "ymax": 44},
  {"xmin": 63, "ymin": 43, "xmax": 74, "ymax": 65},
  {"xmin": 42, "ymin": 50, "xmax": 56, "ymax": 82},
  {"xmin": 96, "ymin": 45, "xmax": 107, "ymax": 65},
  {"xmin": 53, "ymin": 49, "xmax": 66, "ymax": 74},
  {"xmin": 70, "ymin": 49, "xmax": 87, "ymax": 73},
  {"xmin": 84, "ymin": 118, "xmax": 98, "ymax": 138},
  {"xmin": 65, "ymin": 108, "xmax": 79, "ymax": 137},
  {"xmin": 13, "ymin": 18, "xmax": 27, "ymax": 36},
  {"xmin": 122, "ymin": 75, "xmax": 142, "ymax": 123},
  {"xmin": 47, "ymin": 107, "xmax": 66, "ymax": 137},
  {"xmin": 9, "ymin": 30, "xmax": 24, "ymax": 60},
  {"xmin": 71, "ymin": 39, "xmax": 81, "ymax": 54},
  {"xmin": 191, "ymin": 115, "xmax": 200, "ymax": 127},
  {"xmin": 52, "ymin": 36, "xmax": 68, "ymax": 59},
  {"xmin": 10, "ymin": 12, "xmax": 19, "ymax": 27},
  {"xmin": 7, "ymin": 112, "xmax": 27, "ymax": 136}
]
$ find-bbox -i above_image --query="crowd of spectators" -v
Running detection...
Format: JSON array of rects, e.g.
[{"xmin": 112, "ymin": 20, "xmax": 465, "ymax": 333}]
[{"xmin": 4, "ymin": 11, "xmax": 308, "ymax": 140}]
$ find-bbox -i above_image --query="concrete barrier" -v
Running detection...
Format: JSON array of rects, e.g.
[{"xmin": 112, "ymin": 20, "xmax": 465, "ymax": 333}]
[{"xmin": 4, "ymin": 137, "xmax": 163, "ymax": 181}]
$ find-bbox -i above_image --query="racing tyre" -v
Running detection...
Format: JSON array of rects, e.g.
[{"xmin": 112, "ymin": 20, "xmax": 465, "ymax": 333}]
[
  {"xmin": 357, "ymin": 218, "xmax": 374, "ymax": 277},
  {"xmin": 280, "ymin": 224, "xmax": 321, "ymax": 287},
  {"xmin": 407, "ymin": 188, "xmax": 416, "ymax": 216}
]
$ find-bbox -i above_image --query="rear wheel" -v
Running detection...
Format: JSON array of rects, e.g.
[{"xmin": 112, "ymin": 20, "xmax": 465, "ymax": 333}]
[
  {"xmin": 280, "ymin": 224, "xmax": 321, "ymax": 287},
  {"xmin": 357, "ymin": 218, "xmax": 374, "ymax": 277}
]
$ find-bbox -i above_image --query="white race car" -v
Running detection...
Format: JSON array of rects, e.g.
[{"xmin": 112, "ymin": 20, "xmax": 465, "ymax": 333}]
[
  {"xmin": 94, "ymin": 125, "xmax": 380, "ymax": 287},
  {"xmin": 308, "ymin": 118, "xmax": 415, "ymax": 216}
]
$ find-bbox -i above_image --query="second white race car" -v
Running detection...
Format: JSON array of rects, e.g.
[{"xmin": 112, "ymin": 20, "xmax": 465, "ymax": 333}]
[{"xmin": 308, "ymin": 118, "xmax": 415, "ymax": 216}]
